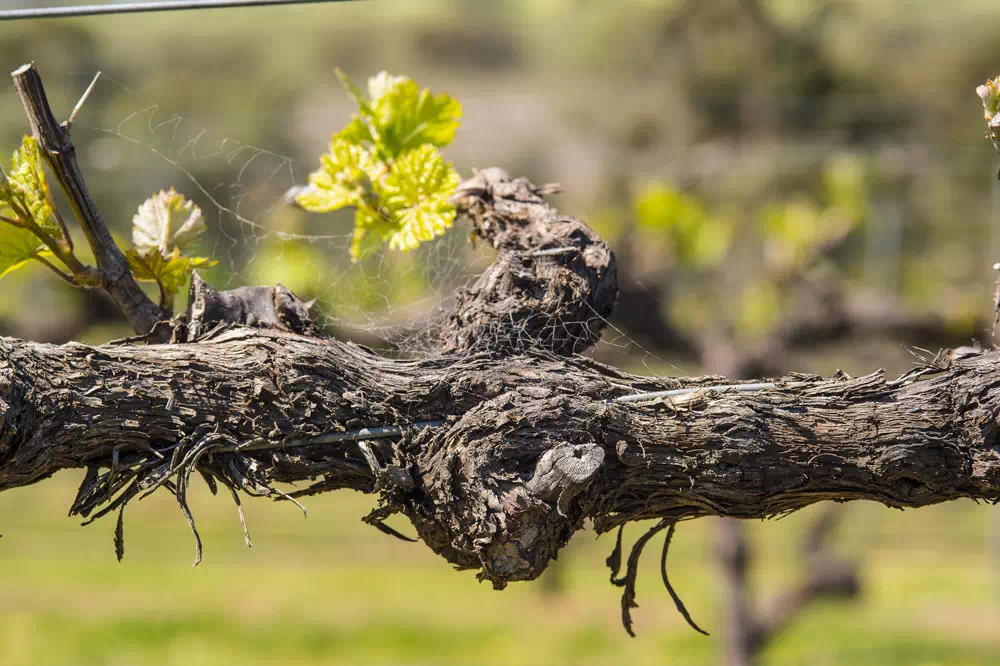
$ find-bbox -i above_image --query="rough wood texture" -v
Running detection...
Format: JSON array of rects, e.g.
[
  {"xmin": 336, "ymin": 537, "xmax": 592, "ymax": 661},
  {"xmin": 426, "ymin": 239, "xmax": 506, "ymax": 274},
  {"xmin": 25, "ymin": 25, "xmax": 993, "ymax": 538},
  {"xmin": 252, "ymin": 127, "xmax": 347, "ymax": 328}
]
[
  {"xmin": 184, "ymin": 272, "xmax": 318, "ymax": 341},
  {"xmin": 441, "ymin": 167, "xmax": 617, "ymax": 356},
  {"xmin": 1, "ymin": 329, "xmax": 998, "ymax": 587},
  {"xmin": 3, "ymin": 62, "xmax": 998, "ymax": 640}
]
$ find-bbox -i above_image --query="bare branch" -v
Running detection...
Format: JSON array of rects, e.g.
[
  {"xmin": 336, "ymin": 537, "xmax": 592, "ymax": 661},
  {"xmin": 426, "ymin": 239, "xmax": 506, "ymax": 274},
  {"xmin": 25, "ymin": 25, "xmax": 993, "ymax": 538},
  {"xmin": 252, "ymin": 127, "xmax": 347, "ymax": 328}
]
[{"xmin": 10, "ymin": 62, "xmax": 167, "ymax": 335}]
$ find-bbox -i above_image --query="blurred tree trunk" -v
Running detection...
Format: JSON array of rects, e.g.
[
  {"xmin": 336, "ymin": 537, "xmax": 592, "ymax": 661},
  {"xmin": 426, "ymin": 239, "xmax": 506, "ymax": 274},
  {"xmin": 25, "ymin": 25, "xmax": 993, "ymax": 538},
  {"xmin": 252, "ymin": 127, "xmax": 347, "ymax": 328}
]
[{"xmin": 718, "ymin": 519, "xmax": 757, "ymax": 666}]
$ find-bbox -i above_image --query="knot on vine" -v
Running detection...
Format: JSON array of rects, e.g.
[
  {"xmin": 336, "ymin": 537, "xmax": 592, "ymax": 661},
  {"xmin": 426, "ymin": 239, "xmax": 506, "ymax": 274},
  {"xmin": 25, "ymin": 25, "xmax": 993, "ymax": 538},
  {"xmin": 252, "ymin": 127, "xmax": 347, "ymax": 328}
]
[
  {"xmin": 441, "ymin": 169, "xmax": 618, "ymax": 357},
  {"xmin": 401, "ymin": 391, "xmax": 606, "ymax": 588}
]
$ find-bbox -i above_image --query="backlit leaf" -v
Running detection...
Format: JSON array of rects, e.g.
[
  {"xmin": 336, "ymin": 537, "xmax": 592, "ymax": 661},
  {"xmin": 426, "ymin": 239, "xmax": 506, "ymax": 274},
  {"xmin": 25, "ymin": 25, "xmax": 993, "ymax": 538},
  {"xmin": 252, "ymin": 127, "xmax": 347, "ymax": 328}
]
[
  {"xmin": 126, "ymin": 247, "xmax": 217, "ymax": 296},
  {"xmin": 371, "ymin": 78, "xmax": 462, "ymax": 156},
  {"xmin": 7, "ymin": 135, "xmax": 60, "ymax": 235},
  {"xmin": 132, "ymin": 188, "xmax": 207, "ymax": 257},
  {"xmin": 0, "ymin": 221, "xmax": 49, "ymax": 280},
  {"xmin": 380, "ymin": 144, "xmax": 459, "ymax": 253},
  {"xmin": 295, "ymin": 139, "xmax": 378, "ymax": 213},
  {"xmin": 301, "ymin": 71, "xmax": 463, "ymax": 261}
]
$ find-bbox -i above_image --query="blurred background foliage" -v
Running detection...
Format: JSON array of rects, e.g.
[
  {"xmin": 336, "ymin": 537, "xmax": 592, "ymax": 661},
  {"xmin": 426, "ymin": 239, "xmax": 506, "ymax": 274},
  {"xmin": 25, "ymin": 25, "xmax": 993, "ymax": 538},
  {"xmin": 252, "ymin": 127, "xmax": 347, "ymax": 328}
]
[{"xmin": 1, "ymin": 0, "xmax": 999, "ymax": 664}]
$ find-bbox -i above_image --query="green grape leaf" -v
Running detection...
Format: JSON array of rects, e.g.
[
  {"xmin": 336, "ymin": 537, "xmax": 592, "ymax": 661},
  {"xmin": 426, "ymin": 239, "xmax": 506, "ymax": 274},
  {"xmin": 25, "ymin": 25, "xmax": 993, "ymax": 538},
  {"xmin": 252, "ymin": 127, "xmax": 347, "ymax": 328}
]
[
  {"xmin": 633, "ymin": 182, "xmax": 732, "ymax": 268},
  {"xmin": 333, "ymin": 70, "xmax": 461, "ymax": 158},
  {"xmin": 7, "ymin": 135, "xmax": 60, "ymax": 235},
  {"xmin": 379, "ymin": 144, "xmax": 459, "ymax": 253},
  {"xmin": 0, "ymin": 221, "xmax": 49, "ymax": 280},
  {"xmin": 295, "ymin": 139, "xmax": 379, "ymax": 213},
  {"xmin": 350, "ymin": 208, "xmax": 398, "ymax": 262},
  {"xmin": 303, "ymin": 71, "xmax": 463, "ymax": 261},
  {"xmin": 367, "ymin": 71, "xmax": 407, "ymax": 103},
  {"xmin": 336, "ymin": 116, "xmax": 376, "ymax": 147},
  {"xmin": 336, "ymin": 68, "xmax": 372, "ymax": 114},
  {"xmin": 129, "ymin": 188, "xmax": 216, "ymax": 302},
  {"xmin": 372, "ymin": 78, "xmax": 462, "ymax": 157},
  {"xmin": 132, "ymin": 188, "xmax": 207, "ymax": 257},
  {"xmin": 822, "ymin": 155, "xmax": 868, "ymax": 224},
  {"xmin": 737, "ymin": 280, "xmax": 783, "ymax": 337},
  {"xmin": 126, "ymin": 247, "xmax": 217, "ymax": 296}
]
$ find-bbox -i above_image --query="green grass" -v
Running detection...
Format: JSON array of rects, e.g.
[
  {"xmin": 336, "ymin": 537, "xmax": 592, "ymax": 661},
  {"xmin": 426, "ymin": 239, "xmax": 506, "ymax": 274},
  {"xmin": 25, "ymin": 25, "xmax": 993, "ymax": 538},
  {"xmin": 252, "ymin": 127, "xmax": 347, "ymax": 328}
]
[{"xmin": 0, "ymin": 473, "xmax": 998, "ymax": 665}]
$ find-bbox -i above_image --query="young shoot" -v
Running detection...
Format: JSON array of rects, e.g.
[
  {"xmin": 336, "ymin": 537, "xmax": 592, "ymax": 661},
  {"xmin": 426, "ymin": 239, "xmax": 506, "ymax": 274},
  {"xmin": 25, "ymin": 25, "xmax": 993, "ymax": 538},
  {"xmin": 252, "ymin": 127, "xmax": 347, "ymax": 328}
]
[{"xmin": 296, "ymin": 70, "xmax": 462, "ymax": 261}]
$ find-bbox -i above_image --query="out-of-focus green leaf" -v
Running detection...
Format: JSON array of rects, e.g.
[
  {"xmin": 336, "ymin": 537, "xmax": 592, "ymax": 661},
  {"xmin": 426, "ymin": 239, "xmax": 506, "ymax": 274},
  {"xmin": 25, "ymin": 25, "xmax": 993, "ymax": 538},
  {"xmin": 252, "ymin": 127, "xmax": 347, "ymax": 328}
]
[
  {"xmin": 380, "ymin": 144, "xmax": 459, "ymax": 252},
  {"xmin": 249, "ymin": 240, "xmax": 328, "ymax": 297},
  {"xmin": 634, "ymin": 182, "xmax": 707, "ymax": 232},
  {"xmin": 761, "ymin": 199, "xmax": 822, "ymax": 272},
  {"xmin": 0, "ymin": 221, "xmax": 50, "ymax": 280},
  {"xmin": 132, "ymin": 188, "xmax": 207, "ymax": 257},
  {"xmin": 737, "ymin": 280, "xmax": 783, "ymax": 336},
  {"xmin": 126, "ymin": 247, "xmax": 217, "ymax": 296},
  {"xmin": 633, "ymin": 181, "xmax": 732, "ymax": 268},
  {"xmin": 335, "ymin": 67, "xmax": 371, "ymax": 114},
  {"xmin": 759, "ymin": 154, "xmax": 868, "ymax": 273},
  {"xmin": 350, "ymin": 208, "xmax": 397, "ymax": 262},
  {"xmin": 6, "ymin": 136, "xmax": 60, "ymax": 236},
  {"xmin": 822, "ymin": 154, "xmax": 868, "ymax": 222}
]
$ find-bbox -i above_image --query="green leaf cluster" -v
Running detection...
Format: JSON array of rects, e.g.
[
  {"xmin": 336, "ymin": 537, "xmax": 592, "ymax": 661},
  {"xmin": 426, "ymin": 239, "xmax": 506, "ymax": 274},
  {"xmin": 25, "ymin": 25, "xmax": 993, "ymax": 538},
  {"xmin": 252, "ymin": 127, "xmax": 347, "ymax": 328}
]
[
  {"xmin": 0, "ymin": 136, "xmax": 62, "ymax": 280},
  {"xmin": 126, "ymin": 188, "xmax": 217, "ymax": 306},
  {"xmin": 633, "ymin": 182, "xmax": 733, "ymax": 268},
  {"xmin": 6, "ymin": 136, "xmax": 61, "ymax": 237},
  {"xmin": 296, "ymin": 70, "xmax": 462, "ymax": 261},
  {"xmin": 0, "ymin": 135, "xmax": 216, "ymax": 309}
]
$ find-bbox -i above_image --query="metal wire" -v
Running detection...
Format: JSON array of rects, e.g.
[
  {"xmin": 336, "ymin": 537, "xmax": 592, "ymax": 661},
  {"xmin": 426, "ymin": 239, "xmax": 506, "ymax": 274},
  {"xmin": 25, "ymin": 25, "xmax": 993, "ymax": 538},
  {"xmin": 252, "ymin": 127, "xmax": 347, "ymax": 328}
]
[
  {"xmin": 612, "ymin": 382, "xmax": 777, "ymax": 404},
  {"xmin": 0, "ymin": 0, "xmax": 360, "ymax": 22}
]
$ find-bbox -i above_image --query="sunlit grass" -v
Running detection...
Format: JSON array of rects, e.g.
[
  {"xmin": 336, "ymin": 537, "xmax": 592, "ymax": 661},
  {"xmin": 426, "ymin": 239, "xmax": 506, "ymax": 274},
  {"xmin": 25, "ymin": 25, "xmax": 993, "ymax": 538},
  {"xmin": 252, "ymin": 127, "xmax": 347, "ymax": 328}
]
[{"xmin": 1, "ymin": 472, "xmax": 998, "ymax": 665}]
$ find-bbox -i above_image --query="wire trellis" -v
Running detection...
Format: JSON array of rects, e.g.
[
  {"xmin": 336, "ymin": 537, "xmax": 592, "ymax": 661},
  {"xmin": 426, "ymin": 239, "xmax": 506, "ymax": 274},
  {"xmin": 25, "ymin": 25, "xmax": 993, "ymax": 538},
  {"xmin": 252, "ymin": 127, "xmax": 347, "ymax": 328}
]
[
  {"xmin": 0, "ymin": 0, "xmax": 362, "ymax": 22},
  {"xmin": 271, "ymin": 382, "xmax": 780, "ymax": 449}
]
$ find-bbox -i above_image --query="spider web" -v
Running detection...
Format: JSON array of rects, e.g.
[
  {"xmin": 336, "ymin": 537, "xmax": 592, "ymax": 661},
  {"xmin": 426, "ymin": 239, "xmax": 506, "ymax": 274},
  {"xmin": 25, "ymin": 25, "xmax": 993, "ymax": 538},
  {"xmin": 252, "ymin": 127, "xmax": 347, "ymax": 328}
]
[{"xmin": 74, "ymin": 72, "xmax": 668, "ymax": 367}]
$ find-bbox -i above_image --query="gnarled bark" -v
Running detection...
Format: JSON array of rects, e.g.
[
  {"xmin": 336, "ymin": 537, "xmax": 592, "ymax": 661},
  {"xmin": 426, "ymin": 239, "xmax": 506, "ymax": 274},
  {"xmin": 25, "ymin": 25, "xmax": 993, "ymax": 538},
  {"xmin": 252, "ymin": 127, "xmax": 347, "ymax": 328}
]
[
  {"xmin": 1, "ymin": 329, "xmax": 999, "ymax": 588},
  {"xmin": 2, "ymin": 62, "xmax": 999, "ymax": 640},
  {"xmin": 442, "ymin": 167, "xmax": 617, "ymax": 356}
]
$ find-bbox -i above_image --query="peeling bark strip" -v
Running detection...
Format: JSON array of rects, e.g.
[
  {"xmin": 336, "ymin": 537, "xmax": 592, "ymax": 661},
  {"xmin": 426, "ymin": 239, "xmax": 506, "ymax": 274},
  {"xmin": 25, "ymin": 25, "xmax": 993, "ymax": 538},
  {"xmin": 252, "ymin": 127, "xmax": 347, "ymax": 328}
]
[{"xmin": 1, "ymin": 330, "xmax": 999, "ymax": 584}]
